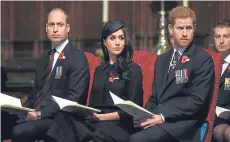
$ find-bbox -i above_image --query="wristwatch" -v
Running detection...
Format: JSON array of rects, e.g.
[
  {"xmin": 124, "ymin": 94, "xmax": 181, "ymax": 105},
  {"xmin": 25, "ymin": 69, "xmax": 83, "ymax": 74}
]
[{"xmin": 36, "ymin": 111, "xmax": 41, "ymax": 120}]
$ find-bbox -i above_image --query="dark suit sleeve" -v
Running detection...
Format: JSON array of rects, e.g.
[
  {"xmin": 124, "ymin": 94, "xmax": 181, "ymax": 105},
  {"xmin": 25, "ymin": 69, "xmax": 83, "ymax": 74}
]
[
  {"xmin": 23, "ymin": 59, "xmax": 41, "ymax": 108},
  {"xmin": 145, "ymin": 61, "xmax": 158, "ymax": 112},
  {"xmin": 126, "ymin": 64, "xmax": 143, "ymax": 105},
  {"xmin": 117, "ymin": 64, "xmax": 143, "ymax": 120},
  {"xmin": 158, "ymin": 57, "xmax": 214, "ymax": 121},
  {"xmin": 145, "ymin": 78, "xmax": 158, "ymax": 111},
  {"xmin": 88, "ymin": 67, "xmax": 101, "ymax": 106},
  {"xmin": 63, "ymin": 51, "xmax": 90, "ymax": 105}
]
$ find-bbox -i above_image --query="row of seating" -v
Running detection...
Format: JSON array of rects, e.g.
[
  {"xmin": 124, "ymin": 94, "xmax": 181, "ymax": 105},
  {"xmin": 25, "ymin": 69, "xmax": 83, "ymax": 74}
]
[
  {"xmin": 84, "ymin": 49, "xmax": 222, "ymax": 142},
  {"xmin": 3, "ymin": 49, "xmax": 222, "ymax": 142}
]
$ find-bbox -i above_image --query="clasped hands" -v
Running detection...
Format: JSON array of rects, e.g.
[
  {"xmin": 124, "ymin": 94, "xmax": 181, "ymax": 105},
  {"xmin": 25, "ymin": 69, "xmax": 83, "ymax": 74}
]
[{"xmin": 133, "ymin": 114, "xmax": 164, "ymax": 129}]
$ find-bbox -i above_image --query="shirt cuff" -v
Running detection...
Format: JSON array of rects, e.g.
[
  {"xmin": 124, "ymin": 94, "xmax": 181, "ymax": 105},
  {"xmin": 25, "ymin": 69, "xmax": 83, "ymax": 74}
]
[
  {"xmin": 36, "ymin": 110, "xmax": 42, "ymax": 120},
  {"xmin": 160, "ymin": 113, "xmax": 165, "ymax": 122}
]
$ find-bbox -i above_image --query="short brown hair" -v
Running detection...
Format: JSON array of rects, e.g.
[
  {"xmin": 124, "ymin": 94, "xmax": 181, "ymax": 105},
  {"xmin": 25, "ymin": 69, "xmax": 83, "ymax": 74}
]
[
  {"xmin": 47, "ymin": 8, "xmax": 69, "ymax": 24},
  {"xmin": 214, "ymin": 19, "xmax": 230, "ymax": 29},
  {"xmin": 213, "ymin": 19, "xmax": 230, "ymax": 35},
  {"xmin": 168, "ymin": 6, "xmax": 196, "ymax": 26}
]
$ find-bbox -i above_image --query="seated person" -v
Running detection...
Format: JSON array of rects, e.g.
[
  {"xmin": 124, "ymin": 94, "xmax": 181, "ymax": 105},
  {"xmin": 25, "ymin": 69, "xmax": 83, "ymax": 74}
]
[
  {"xmin": 46, "ymin": 20, "xmax": 143, "ymax": 142},
  {"xmin": 129, "ymin": 6, "xmax": 215, "ymax": 142},
  {"xmin": 1, "ymin": 8, "xmax": 90, "ymax": 142},
  {"xmin": 212, "ymin": 19, "xmax": 230, "ymax": 142}
]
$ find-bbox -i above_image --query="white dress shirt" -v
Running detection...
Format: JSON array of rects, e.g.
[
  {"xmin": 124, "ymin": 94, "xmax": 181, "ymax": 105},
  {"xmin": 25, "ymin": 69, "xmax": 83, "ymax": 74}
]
[
  {"xmin": 171, "ymin": 47, "xmax": 186, "ymax": 62},
  {"xmin": 221, "ymin": 54, "xmax": 230, "ymax": 76},
  {"xmin": 51, "ymin": 39, "xmax": 69, "ymax": 71}
]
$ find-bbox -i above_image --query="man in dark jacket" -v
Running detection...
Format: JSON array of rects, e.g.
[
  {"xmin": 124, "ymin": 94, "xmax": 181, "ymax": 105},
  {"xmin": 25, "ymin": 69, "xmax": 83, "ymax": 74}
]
[
  {"xmin": 212, "ymin": 19, "xmax": 230, "ymax": 142},
  {"xmin": 2, "ymin": 8, "xmax": 90, "ymax": 142},
  {"xmin": 129, "ymin": 6, "xmax": 215, "ymax": 142}
]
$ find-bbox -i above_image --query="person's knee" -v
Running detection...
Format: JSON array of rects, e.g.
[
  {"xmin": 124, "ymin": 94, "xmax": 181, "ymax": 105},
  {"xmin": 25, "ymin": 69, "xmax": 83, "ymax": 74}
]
[
  {"xmin": 213, "ymin": 125, "xmax": 225, "ymax": 137},
  {"xmin": 12, "ymin": 124, "xmax": 36, "ymax": 137},
  {"xmin": 224, "ymin": 127, "xmax": 230, "ymax": 141},
  {"xmin": 213, "ymin": 124, "xmax": 229, "ymax": 142},
  {"xmin": 12, "ymin": 125, "xmax": 25, "ymax": 137},
  {"xmin": 128, "ymin": 133, "xmax": 144, "ymax": 142}
]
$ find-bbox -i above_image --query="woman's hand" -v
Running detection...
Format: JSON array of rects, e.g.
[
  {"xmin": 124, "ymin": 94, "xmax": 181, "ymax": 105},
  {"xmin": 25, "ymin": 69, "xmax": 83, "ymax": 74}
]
[
  {"xmin": 93, "ymin": 112, "xmax": 120, "ymax": 121},
  {"xmin": 93, "ymin": 113, "xmax": 104, "ymax": 121}
]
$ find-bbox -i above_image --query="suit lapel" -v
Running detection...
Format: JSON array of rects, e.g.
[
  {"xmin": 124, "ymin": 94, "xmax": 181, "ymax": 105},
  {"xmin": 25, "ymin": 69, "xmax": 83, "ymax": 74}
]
[
  {"xmin": 161, "ymin": 49, "xmax": 174, "ymax": 85},
  {"xmin": 159, "ymin": 43, "xmax": 195, "ymax": 97},
  {"xmin": 156, "ymin": 49, "xmax": 173, "ymax": 100}
]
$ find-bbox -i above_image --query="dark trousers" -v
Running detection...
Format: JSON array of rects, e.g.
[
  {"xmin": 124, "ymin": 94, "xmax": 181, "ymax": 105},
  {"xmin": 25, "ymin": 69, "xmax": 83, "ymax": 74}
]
[
  {"xmin": 129, "ymin": 125, "xmax": 178, "ymax": 142},
  {"xmin": 1, "ymin": 111, "xmax": 55, "ymax": 142},
  {"xmin": 1, "ymin": 111, "xmax": 18, "ymax": 140}
]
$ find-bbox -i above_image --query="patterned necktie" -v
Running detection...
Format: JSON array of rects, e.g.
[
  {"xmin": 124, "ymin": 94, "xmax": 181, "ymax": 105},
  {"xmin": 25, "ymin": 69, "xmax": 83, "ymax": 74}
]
[
  {"xmin": 169, "ymin": 50, "xmax": 181, "ymax": 72},
  {"xmin": 45, "ymin": 48, "xmax": 56, "ymax": 80}
]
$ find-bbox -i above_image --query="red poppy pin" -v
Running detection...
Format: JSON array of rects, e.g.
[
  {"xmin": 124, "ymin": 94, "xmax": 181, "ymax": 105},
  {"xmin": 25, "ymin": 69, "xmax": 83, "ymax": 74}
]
[
  {"xmin": 109, "ymin": 76, "xmax": 119, "ymax": 83},
  {"xmin": 181, "ymin": 55, "xmax": 190, "ymax": 64},
  {"xmin": 59, "ymin": 52, "xmax": 65, "ymax": 60}
]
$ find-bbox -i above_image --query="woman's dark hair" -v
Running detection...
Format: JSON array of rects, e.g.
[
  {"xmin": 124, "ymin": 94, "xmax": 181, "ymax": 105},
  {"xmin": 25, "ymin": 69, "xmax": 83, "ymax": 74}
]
[{"xmin": 101, "ymin": 20, "xmax": 133, "ymax": 80}]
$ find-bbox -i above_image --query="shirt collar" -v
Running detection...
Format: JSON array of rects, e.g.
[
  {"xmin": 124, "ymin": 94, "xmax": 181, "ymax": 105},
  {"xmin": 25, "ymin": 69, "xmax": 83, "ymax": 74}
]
[
  {"xmin": 173, "ymin": 47, "xmax": 186, "ymax": 55},
  {"xmin": 53, "ymin": 39, "xmax": 69, "ymax": 54},
  {"xmin": 224, "ymin": 54, "xmax": 230, "ymax": 64}
]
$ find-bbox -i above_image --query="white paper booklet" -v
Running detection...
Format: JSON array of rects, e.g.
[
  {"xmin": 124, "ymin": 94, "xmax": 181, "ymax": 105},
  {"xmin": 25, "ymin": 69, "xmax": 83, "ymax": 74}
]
[
  {"xmin": 109, "ymin": 91, "xmax": 154, "ymax": 119},
  {"xmin": 51, "ymin": 96, "xmax": 101, "ymax": 113},
  {"xmin": 216, "ymin": 106, "xmax": 230, "ymax": 119},
  {"xmin": 0, "ymin": 93, "xmax": 34, "ymax": 113}
]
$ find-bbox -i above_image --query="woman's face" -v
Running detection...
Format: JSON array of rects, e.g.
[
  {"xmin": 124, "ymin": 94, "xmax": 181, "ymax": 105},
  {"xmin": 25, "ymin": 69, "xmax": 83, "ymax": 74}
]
[{"xmin": 104, "ymin": 29, "xmax": 125, "ymax": 57}]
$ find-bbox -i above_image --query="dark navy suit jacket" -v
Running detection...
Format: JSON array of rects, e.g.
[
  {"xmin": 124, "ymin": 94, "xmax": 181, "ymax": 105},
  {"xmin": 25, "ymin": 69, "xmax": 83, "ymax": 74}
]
[
  {"xmin": 145, "ymin": 43, "xmax": 215, "ymax": 142},
  {"xmin": 24, "ymin": 42, "xmax": 90, "ymax": 118}
]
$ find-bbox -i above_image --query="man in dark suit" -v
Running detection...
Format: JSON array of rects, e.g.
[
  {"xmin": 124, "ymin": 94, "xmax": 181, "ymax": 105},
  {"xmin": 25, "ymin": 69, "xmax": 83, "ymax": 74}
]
[
  {"xmin": 1, "ymin": 8, "xmax": 90, "ymax": 142},
  {"xmin": 129, "ymin": 6, "xmax": 215, "ymax": 142},
  {"xmin": 212, "ymin": 19, "xmax": 230, "ymax": 142}
]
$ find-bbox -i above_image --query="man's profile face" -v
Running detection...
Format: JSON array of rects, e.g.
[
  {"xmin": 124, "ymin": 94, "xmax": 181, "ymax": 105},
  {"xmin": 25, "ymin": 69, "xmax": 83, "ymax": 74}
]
[
  {"xmin": 46, "ymin": 10, "xmax": 70, "ymax": 46},
  {"xmin": 169, "ymin": 17, "xmax": 195, "ymax": 48},
  {"xmin": 213, "ymin": 27, "xmax": 230, "ymax": 54}
]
